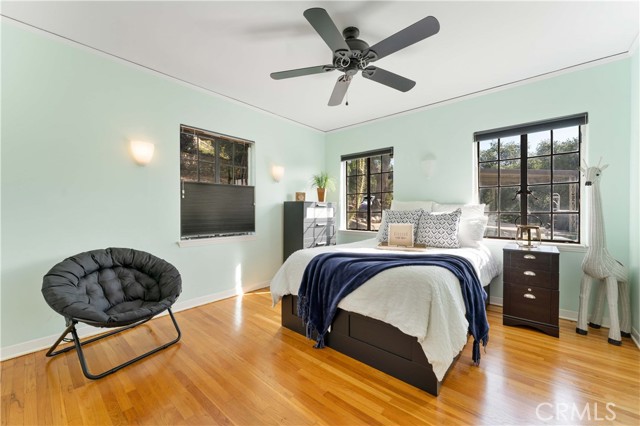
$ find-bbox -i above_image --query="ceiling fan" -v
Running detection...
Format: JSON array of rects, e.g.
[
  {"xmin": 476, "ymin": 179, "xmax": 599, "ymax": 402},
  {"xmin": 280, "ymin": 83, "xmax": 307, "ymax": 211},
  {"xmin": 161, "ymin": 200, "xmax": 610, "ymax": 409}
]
[{"xmin": 270, "ymin": 8, "xmax": 440, "ymax": 106}]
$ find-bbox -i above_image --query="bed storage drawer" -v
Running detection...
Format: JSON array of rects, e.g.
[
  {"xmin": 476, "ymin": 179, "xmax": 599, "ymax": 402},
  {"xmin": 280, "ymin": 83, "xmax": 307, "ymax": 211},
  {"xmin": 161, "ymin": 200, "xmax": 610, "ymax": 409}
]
[
  {"xmin": 347, "ymin": 314, "xmax": 414, "ymax": 360},
  {"xmin": 280, "ymin": 295, "xmax": 443, "ymax": 396}
]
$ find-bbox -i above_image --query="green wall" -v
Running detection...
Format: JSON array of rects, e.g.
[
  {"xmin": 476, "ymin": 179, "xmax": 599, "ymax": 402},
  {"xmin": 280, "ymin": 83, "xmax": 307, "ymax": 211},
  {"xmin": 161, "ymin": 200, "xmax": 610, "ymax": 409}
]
[
  {"xmin": 2, "ymin": 20, "xmax": 638, "ymax": 353},
  {"xmin": 1, "ymin": 22, "xmax": 325, "ymax": 350},
  {"xmin": 630, "ymin": 42, "xmax": 639, "ymax": 334},
  {"xmin": 326, "ymin": 56, "xmax": 635, "ymax": 325}
]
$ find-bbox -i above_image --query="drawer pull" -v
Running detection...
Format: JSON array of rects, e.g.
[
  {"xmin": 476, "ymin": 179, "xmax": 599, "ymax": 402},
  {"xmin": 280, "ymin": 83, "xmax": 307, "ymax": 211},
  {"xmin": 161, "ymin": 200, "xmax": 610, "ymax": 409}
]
[
  {"xmin": 315, "ymin": 223, "xmax": 326, "ymax": 227},
  {"xmin": 524, "ymin": 270, "xmax": 536, "ymax": 276},
  {"xmin": 524, "ymin": 254, "xmax": 536, "ymax": 260},
  {"xmin": 524, "ymin": 293, "xmax": 536, "ymax": 300}
]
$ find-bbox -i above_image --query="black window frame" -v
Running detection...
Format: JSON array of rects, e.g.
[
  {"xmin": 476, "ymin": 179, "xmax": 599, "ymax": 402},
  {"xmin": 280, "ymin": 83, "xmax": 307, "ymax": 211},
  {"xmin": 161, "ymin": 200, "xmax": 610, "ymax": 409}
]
[
  {"xmin": 180, "ymin": 125, "xmax": 250, "ymax": 185},
  {"xmin": 180, "ymin": 125, "xmax": 255, "ymax": 239},
  {"xmin": 342, "ymin": 148, "xmax": 394, "ymax": 231},
  {"xmin": 475, "ymin": 113, "xmax": 587, "ymax": 244}
]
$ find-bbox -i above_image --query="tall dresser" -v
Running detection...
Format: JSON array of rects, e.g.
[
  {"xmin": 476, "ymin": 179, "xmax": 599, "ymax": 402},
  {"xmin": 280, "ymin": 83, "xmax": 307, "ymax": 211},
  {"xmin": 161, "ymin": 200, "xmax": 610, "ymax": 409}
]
[
  {"xmin": 503, "ymin": 244, "xmax": 560, "ymax": 337},
  {"xmin": 283, "ymin": 201, "xmax": 336, "ymax": 261}
]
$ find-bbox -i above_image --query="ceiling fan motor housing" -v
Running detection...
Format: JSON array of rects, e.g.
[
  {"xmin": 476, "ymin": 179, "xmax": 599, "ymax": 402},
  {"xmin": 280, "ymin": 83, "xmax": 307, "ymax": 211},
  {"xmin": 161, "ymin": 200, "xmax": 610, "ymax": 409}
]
[{"xmin": 334, "ymin": 26, "xmax": 373, "ymax": 74}]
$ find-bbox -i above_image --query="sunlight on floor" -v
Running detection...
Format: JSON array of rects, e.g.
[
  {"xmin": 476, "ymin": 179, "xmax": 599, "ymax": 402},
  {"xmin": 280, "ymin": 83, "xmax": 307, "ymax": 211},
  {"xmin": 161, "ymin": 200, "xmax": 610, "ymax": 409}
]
[{"xmin": 235, "ymin": 263, "xmax": 243, "ymax": 296}]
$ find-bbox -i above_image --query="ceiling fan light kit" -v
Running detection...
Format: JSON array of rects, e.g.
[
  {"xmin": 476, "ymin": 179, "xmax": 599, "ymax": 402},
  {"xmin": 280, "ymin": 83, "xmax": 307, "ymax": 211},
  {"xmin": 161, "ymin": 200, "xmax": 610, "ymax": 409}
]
[{"xmin": 270, "ymin": 7, "xmax": 440, "ymax": 106}]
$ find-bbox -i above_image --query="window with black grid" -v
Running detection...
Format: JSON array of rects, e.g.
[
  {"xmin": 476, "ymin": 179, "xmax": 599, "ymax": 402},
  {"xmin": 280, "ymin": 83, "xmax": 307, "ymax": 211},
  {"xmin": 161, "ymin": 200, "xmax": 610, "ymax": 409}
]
[
  {"xmin": 342, "ymin": 148, "xmax": 394, "ymax": 231},
  {"xmin": 475, "ymin": 114, "xmax": 585, "ymax": 243}
]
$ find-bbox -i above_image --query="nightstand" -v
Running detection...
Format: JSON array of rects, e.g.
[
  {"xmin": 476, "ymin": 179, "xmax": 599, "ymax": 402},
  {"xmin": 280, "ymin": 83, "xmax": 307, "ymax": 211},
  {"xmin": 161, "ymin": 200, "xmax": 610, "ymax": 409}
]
[{"xmin": 503, "ymin": 244, "xmax": 560, "ymax": 337}]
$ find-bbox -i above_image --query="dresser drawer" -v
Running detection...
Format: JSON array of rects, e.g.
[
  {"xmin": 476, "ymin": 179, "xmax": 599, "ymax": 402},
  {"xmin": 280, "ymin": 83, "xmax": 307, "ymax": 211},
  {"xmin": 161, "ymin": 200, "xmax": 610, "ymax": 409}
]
[
  {"xmin": 316, "ymin": 224, "xmax": 335, "ymax": 238},
  {"xmin": 303, "ymin": 236, "xmax": 315, "ymax": 247},
  {"xmin": 304, "ymin": 206, "xmax": 335, "ymax": 221},
  {"xmin": 304, "ymin": 217, "xmax": 333, "ymax": 225},
  {"xmin": 504, "ymin": 284, "xmax": 557, "ymax": 325},
  {"xmin": 504, "ymin": 267, "xmax": 558, "ymax": 290}
]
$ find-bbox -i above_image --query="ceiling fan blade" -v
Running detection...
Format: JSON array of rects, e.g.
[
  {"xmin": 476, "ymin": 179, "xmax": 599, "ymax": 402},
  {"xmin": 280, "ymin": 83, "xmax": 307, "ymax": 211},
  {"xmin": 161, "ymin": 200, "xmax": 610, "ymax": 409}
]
[
  {"xmin": 367, "ymin": 16, "xmax": 439, "ymax": 61},
  {"xmin": 304, "ymin": 8, "xmax": 351, "ymax": 54},
  {"xmin": 328, "ymin": 75, "xmax": 351, "ymax": 106},
  {"xmin": 270, "ymin": 65, "xmax": 334, "ymax": 80},
  {"xmin": 362, "ymin": 67, "xmax": 416, "ymax": 92}
]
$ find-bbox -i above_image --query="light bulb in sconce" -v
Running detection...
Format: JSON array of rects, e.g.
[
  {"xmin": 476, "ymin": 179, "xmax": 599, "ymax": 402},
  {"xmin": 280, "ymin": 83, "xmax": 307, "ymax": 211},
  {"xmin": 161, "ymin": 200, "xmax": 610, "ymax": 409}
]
[
  {"xmin": 271, "ymin": 165, "xmax": 284, "ymax": 182},
  {"xmin": 130, "ymin": 140, "xmax": 155, "ymax": 166}
]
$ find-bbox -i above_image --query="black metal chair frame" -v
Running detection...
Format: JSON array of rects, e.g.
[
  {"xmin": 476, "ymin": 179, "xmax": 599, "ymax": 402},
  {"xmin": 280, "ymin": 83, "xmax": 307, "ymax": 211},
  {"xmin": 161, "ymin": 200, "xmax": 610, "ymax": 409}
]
[{"xmin": 45, "ymin": 309, "xmax": 181, "ymax": 380}]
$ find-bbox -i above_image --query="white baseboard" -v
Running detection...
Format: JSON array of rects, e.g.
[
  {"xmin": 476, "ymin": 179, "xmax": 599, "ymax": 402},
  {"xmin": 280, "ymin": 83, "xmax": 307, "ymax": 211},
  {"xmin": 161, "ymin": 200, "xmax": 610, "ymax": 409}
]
[
  {"xmin": 489, "ymin": 296, "xmax": 640, "ymax": 350},
  {"xmin": 0, "ymin": 281, "xmax": 270, "ymax": 362},
  {"xmin": 489, "ymin": 296, "xmax": 503, "ymax": 306}
]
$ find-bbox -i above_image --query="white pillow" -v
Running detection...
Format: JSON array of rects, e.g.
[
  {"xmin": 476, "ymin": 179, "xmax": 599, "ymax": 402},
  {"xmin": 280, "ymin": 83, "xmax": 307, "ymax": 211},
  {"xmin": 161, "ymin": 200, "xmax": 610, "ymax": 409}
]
[
  {"xmin": 431, "ymin": 203, "xmax": 487, "ymax": 247},
  {"xmin": 432, "ymin": 203, "xmax": 485, "ymax": 219},
  {"xmin": 416, "ymin": 209, "xmax": 462, "ymax": 248},
  {"xmin": 376, "ymin": 209, "xmax": 424, "ymax": 242},
  {"xmin": 391, "ymin": 200, "xmax": 434, "ymax": 212},
  {"xmin": 458, "ymin": 216, "xmax": 489, "ymax": 248}
]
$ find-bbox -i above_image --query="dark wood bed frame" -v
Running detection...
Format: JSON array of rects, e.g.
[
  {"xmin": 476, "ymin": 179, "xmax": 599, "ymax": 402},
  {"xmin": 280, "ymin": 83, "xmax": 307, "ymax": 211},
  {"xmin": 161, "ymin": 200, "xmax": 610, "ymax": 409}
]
[{"xmin": 281, "ymin": 294, "xmax": 461, "ymax": 396}]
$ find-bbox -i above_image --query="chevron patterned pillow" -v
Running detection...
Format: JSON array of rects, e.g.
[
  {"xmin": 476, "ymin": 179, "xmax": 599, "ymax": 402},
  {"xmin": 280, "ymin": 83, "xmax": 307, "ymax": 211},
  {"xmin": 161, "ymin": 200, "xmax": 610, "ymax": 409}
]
[{"xmin": 416, "ymin": 208, "xmax": 462, "ymax": 248}]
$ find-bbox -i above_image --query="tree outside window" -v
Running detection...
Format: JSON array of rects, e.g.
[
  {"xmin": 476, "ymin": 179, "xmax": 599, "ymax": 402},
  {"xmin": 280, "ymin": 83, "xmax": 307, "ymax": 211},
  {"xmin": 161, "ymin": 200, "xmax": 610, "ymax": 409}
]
[{"xmin": 477, "ymin": 122, "xmax": 582, "ymax": 243}]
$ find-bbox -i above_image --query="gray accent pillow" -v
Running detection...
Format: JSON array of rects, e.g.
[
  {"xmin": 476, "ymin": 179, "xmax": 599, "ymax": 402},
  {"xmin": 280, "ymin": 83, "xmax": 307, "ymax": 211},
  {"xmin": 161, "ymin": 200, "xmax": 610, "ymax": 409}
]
[
  {"xmin": 376, "ymin": 209, "xmax": 424, "ymax": 242},
  {"xmin": 416, "ymin": 208, "xmax": 462, "ymax": 248}
]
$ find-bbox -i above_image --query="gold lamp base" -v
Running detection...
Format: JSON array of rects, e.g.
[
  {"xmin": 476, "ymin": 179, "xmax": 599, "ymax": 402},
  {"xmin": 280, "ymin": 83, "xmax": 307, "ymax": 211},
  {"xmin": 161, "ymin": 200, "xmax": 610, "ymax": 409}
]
[{"xmin": 515, "ymin": 225, "xmax": 541, "ymax": 248}]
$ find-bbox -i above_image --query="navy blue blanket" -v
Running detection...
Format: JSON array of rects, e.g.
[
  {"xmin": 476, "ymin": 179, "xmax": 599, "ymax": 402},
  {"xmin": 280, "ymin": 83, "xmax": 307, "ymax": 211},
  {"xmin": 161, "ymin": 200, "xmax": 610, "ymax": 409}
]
[{"xmin": 297, "ymin": 252, "xmax": 489, "ymax": 365}]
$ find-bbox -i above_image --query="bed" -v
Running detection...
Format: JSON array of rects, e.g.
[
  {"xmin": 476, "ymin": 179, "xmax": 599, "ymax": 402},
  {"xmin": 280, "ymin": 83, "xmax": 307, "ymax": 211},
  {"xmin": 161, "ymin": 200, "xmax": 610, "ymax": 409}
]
[{"xmin": 270, "ymin": 235, "xmax": 500, "ymax": 396}]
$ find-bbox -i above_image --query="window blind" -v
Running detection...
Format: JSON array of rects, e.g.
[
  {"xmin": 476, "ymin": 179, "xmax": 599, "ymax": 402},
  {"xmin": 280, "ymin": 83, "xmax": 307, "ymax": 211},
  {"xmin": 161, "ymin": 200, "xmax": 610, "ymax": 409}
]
[
  {"xmin": 473, "ymin": 113, "xmax": 588, "ymax": 142},
  {"xmin": 341, "ymin": 147, "xmax": 394, "ymax": 162}
]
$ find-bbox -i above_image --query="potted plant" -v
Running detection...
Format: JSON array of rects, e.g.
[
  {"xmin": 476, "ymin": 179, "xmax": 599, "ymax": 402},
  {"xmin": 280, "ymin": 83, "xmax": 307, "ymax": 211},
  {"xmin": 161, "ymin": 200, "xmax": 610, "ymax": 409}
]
[{"xmin": 311, "ymin": 172, "xmax": 336, "ymax": 202}]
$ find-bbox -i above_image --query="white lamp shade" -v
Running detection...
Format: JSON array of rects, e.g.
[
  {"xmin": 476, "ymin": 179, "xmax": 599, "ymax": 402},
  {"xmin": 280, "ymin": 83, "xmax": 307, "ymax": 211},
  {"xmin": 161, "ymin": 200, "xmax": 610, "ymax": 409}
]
[
  {"xmin": 130, "ymin": 140, "xmax": 155, "ymax": 165},
  {"xmin": 271, "ymin": 165, "xmax": 284, "ymax": 182}
]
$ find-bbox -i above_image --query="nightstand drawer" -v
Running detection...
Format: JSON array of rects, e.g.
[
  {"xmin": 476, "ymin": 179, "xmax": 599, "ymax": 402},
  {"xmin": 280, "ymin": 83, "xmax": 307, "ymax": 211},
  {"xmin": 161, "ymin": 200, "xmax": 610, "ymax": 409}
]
[
  {"xmin": 504, "ymin": 267, "xmax": 558, "ymax": 290},
  {"xmin": 506, "ymin": 250, "xmax": 554, "ymax": 272},
  {"xmin": 503, "ymin": 284, "xmax": 557, "ymax": 325}
]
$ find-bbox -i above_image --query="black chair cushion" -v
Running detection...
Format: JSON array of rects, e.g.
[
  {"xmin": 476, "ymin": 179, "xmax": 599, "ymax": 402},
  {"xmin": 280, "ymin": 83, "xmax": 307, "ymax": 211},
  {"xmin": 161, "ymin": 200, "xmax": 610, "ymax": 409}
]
[{"xmin": 42, "ymin": 248, "xmax": 182, "ymax": 327}]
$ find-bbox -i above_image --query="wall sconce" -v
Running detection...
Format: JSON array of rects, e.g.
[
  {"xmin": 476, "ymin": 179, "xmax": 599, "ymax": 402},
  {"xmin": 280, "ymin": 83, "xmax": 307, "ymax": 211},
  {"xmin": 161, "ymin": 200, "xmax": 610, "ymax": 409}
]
[
  {"xmin": 130, "ymin": 140, "xmax": 155, "ymax": 166},
  {"xmin": 271, "ymin": 165, "xmax": 285, "ymax": 182},
  {"xmin": 421, "ymin": 157, "xmax": 436, "ymax": 178}
]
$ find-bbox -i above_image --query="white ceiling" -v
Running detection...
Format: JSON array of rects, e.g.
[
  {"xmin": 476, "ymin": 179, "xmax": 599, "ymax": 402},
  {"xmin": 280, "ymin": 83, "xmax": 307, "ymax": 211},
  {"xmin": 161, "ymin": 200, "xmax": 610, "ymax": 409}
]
[{"xmin": 2, "ymin": 1, "xmax": 638, "ymax": 132}]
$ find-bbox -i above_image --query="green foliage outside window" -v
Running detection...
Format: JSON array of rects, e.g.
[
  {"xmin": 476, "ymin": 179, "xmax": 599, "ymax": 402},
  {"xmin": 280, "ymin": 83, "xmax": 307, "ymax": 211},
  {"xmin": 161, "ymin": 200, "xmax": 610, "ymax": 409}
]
[{"xmin": 478, "ymin": 126, "xmax": 581, "ymax": 243}]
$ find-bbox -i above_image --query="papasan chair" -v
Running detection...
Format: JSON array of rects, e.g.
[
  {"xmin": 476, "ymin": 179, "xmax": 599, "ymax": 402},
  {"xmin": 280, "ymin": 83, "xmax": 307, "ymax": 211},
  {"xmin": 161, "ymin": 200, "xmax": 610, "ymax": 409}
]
[{"xmin": 42, "ymin": 248, "xmax": 182, "ymax": 379}]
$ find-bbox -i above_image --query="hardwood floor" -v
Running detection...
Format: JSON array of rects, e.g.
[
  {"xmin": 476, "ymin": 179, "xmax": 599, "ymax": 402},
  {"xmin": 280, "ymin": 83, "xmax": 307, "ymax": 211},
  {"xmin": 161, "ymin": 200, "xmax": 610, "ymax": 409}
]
[{"xmin": 2, "ymin": 289, "xmax": 639, "ymax": 425}]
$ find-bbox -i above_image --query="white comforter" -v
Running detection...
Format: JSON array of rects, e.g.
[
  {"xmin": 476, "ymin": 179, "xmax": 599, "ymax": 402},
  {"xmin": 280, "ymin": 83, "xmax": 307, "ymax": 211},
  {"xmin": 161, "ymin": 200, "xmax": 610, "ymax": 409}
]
[{"xmin": 270, "ymin": 238, "xmax": 500, "ymax": 381}]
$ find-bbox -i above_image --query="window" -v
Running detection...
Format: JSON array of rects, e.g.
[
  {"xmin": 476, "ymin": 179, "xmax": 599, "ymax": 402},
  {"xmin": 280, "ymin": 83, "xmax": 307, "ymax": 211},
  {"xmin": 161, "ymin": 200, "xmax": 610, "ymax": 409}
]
[
  {"xmin": 180, "ymin": 125, "xmax": 255, "ymax": 239},
  {"xmin": 475, "ymin": 114, "xmax": 587, "ymax": 243},
  {"xmin": 342, "ymin": 148, "xmax": 394, "ymax": 231}
]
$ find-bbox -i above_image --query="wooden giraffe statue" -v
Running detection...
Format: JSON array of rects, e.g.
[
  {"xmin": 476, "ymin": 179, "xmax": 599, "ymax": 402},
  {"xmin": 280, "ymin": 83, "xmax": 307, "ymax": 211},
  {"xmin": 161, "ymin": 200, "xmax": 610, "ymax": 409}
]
[{"xmin": 576, "ymin": 159, "xmax": 631, "ymax": 345}]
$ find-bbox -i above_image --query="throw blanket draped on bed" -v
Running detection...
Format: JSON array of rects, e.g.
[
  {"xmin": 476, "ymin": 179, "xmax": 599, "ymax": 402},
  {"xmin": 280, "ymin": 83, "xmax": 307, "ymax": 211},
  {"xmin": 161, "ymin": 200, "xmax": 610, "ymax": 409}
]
[{"xmin": 297, "ymin": 252, "xmax": 489, "ymax": 365}]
